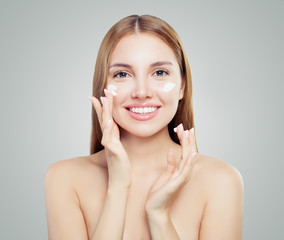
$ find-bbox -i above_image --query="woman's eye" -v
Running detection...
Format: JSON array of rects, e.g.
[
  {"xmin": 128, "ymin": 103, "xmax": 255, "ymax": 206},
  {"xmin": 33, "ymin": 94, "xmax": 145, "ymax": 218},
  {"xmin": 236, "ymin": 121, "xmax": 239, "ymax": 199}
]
[
  {"xmin": 154, "ymin": 70, "xmax": 168, "ymax": 77},
  {"xmin": 113, "ymin": 71, "xmax": 129, "ymax": 78}
]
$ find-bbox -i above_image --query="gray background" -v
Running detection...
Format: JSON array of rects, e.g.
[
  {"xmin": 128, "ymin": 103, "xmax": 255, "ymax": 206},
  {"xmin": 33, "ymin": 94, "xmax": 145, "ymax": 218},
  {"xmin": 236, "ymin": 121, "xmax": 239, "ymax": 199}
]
[{"xmin": 1, "ymin": 0, "xmax": 283, "ymax": 239}]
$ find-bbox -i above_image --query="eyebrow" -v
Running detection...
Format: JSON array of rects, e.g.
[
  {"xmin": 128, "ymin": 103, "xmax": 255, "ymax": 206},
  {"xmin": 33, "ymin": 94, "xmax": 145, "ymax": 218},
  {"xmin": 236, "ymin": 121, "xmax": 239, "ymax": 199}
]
[{"xmin": 108, "ymin": 61, "xmax": 174, "ymax": 71}]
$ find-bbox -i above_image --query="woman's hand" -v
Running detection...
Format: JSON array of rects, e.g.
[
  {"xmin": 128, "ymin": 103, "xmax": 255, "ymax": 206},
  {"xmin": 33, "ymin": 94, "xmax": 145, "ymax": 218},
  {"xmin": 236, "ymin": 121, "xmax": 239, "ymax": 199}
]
[
  {"xmin": 145, "ymin": 123, "xmax": 198, "ymax": 218},
  {"xmin": 90, "ymin": 89, "xmax": 131, "ymax": 190}
]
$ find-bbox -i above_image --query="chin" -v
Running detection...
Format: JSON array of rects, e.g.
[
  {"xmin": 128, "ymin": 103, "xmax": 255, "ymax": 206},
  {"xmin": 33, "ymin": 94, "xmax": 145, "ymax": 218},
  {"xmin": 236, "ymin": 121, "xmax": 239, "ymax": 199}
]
[{"xmin": 118, "ymin": 123, "xmax": 168, "ymax": 139}]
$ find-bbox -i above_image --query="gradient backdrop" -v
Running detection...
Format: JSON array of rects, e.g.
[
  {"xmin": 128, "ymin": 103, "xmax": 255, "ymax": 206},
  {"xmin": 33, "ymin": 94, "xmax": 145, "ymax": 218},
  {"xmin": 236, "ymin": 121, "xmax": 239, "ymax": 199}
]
[{"xmin": 1, "ymin": 0, "xmax": 283, "ymax": 239}]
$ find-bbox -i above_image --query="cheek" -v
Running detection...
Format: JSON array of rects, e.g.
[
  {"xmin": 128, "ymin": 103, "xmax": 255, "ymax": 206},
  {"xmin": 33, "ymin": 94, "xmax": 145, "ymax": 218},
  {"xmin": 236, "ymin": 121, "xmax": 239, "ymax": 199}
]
[
  {"xmin": 107, "ymin": 81, "xmax": 180, "ymax": 103},
  {"xmin": 107, "ymin": 83, "xmax": 129, "ymax": 110},
  {"xmin": 107, "ymin": 82, "xmax": 130, "ymax": 96},
  {"xmin": 156, "ymin": 82, "xmax": 180, "ymax": 100},
  {"xmin": 107, "ymin": 84, "xmax": 118, "ymax": 96},
  {"xmin": 159, "ymin": 82, "xmax": 176, "ymax": 93}
]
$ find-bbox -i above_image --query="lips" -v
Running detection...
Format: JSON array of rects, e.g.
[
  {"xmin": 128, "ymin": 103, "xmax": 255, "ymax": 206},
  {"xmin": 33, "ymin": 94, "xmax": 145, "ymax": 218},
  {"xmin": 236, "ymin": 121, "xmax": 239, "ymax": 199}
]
[
  {"xmin": 124, "ymin": 103, "xmax": 161, "ymax": 121},
  {"xmin": 129, "ymin": 106, "xmax": 158, "ymax": 114}
]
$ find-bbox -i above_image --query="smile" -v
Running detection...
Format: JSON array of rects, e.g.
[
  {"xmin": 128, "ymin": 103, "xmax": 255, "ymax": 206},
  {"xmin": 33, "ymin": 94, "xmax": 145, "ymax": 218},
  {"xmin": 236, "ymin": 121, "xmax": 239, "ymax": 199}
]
[
  {"xmin": 129, "ymin": 107, "xmax": 158, "ymax": 115},
  {"xmin": 125, "ymin": 104, "xmax": 161, "ymax": 121}
]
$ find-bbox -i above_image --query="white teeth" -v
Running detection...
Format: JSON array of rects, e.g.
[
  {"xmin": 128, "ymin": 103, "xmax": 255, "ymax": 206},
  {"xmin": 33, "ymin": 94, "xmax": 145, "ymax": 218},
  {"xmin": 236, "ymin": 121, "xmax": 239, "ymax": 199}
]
[{"xmin": 129, "ymin": 107, "xmax": 158, "ymax": 114}]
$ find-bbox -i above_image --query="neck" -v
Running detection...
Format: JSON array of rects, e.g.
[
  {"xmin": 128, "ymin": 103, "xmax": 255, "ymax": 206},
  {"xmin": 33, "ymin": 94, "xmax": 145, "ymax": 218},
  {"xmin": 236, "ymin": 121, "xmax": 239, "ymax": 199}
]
[{"xmin": 120, "ymin": 127, "xmax": 180, "ymax": 174}]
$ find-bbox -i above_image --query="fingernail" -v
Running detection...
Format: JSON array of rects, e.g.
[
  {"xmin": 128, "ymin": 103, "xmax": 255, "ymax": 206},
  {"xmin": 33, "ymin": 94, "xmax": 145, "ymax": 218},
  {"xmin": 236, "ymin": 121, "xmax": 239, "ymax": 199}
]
[
  {"xmin": 107, "ymin": 119, "xmax": 112, "ymax": 126},
  {"xmin": 104, "ymin": 89, "xmax": 108, "ymax": 96},
  {"xmin": 89, "ymin": 96, "xmax": 93, "ymax": 102},
  {"xmin": 100, "ymin": 96, "xmax": 104, "ymax": 105},
  {"xmin": 178, "ymin": 123, "xmax": 184, "ymax": 131},
  {"xmin": 174, "ymin": 123, "xmax": 183, "ymax": 133},
  {"xmin": 190, "ymin": 128, "xmax": 195, "ymax": 136},
  {"xmin": 192, "ymin": 152, "xmax": 197, "ymax": 158},
  {"xmin": 185, "ymin": 130, "xmax": 189, "ymax": 138}
]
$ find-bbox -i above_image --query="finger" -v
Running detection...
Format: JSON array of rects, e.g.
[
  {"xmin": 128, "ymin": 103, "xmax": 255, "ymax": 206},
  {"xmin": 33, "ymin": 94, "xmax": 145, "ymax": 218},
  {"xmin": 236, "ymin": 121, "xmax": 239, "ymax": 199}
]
[
  {"xmin": 175, "ymin": 124, "xmax": 190, "ymax": 171},
  {"xmin": 147, "ymin": 149, "xmax": 178, "ymax": 194},
  {"xmin": 101, "ymin": 118, "xmax": 113, "ymax": 148},
  {"xmin": 178, "ymin": 131, "xmax": 190, "ymax": 171},
  {"xmin": 101, "ymin": 96, "xmax": 111, "ymax": 130},
  {"xmin": 104, "ymin": 88, "xmax": 114, "ymax": 117},
  {"xmin": 175, "ymin": 123, "xmax": 184, "ymax": 145},
  {"xmin": 165, "ymin": 149, "xmax": 177, "ymax": 175},
  {"xmin": 179, "ymin": 128, "xmax": 195, "ymax": 170},
  {"xmin": 90, "ymin": 96, "xmax": 103, "ymax": 126},
  {"xmin": 180, "ymin": 128, "xmax": 198, "ymax": 172},
  {"xmin": 189, "ymin": 128, "xmax": 198, "ymax": 153},
  {"xmin": 167, "ymin": 127, "xmax": 198, "ymax": 190},
  {"xmin": 178, "ymin": 151, "xmax": 197, "ymax": 183}
]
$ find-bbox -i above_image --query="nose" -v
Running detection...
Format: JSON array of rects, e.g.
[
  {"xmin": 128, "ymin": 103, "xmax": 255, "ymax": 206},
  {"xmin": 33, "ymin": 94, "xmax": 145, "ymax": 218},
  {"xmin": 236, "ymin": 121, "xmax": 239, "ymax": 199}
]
[{"xmin": 131, "ymin": 78, "xmax": 153, "ymax": 100}]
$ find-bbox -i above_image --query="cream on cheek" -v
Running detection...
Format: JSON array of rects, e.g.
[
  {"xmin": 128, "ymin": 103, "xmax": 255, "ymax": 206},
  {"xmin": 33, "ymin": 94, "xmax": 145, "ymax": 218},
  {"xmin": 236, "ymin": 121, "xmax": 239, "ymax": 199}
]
[
  {"xmin": 160, "ymin": 82, "xmax": 176, "ymax": 93},
  {"xmin": 107, "ymin": 84, "xmax": 118, "ymax": 96},
  {"xmin": 106, "ymin": 82, "xmax": 131, "ymax": 102},
  {"xmin": 154, "ymin": 81, "xmax": 178, "ymax": 97},
  {"xmin": 155, "ymin": 82, "xmax": 181, "ymax": 106},
  {"xmin": 107, "ymin": 82, "xmax": 178, "ymax": 97}
]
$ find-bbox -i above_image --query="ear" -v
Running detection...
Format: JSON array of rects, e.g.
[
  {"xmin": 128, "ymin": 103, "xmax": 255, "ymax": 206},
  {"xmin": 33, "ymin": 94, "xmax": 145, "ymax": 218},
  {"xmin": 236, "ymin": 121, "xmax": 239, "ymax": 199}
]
[{"xmin": 179, "ymin": 78, "xmax": 186, "ymax": 100}]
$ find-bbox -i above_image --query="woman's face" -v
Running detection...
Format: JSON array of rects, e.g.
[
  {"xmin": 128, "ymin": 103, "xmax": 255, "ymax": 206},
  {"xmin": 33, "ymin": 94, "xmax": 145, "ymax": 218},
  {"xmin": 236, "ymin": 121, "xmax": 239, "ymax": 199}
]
[{"xmin": 107, "ymin": 33, "xmax": 184, "ymax": 137}]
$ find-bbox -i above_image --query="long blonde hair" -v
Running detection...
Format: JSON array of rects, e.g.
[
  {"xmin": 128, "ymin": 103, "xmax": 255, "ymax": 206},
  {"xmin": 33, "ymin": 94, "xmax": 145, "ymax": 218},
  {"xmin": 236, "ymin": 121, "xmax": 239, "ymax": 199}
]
[{"xmin": 90, "ymin": 14, "xmax": 195, "ymax": 155}]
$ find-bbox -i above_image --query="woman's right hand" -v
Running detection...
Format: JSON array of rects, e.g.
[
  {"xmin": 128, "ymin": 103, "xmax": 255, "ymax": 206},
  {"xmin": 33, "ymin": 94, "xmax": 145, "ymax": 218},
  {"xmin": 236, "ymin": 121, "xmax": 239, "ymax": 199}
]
[{"xmin": 90, "ymin": 89, "xmax": 132, "ymax": 190}]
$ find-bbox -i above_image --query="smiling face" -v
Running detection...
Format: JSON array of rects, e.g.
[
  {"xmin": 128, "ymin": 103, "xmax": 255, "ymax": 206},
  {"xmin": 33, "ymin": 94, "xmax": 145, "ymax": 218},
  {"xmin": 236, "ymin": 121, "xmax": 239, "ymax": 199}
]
[{"xmin": 107, "ymin": 33, "xmax": 185, "ymax": 138}]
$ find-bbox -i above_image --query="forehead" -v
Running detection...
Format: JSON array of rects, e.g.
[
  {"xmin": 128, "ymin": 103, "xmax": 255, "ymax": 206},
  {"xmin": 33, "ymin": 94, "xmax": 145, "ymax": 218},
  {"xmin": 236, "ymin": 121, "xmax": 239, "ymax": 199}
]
[{"xmin": 108, "ymin": 33, "xmax": 178, "ymax": 67}]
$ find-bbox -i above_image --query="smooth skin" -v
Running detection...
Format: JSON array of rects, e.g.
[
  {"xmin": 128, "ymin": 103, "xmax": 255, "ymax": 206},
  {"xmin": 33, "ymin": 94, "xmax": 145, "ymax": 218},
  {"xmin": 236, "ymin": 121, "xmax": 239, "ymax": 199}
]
[{"xmin": 44, "ymin": 33, "xmax": 244, "ymax": 240}]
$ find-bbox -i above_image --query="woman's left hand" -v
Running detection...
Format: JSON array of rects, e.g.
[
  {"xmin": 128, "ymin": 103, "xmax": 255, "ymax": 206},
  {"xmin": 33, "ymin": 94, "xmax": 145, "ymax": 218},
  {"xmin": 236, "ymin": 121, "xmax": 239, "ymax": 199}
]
[{"xmin": 145, "ymin": 123, "xmax": 198, "ymax": 218}]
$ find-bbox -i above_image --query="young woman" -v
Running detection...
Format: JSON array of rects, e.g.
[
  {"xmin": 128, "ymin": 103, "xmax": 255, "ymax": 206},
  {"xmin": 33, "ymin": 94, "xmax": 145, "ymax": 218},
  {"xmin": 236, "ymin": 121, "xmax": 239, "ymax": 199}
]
[{"xmin": 44, "ymin": 15, "xmax": 244, "ymax": 240}]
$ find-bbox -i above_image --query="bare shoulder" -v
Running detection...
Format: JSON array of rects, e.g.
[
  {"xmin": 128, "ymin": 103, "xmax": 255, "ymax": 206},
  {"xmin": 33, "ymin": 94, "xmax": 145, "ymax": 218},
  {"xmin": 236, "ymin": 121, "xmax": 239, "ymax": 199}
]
[
  {"xmin": 44, "ymin": 150, "xmax": 107, "ymax": 189},
  {"xmin": 194, "ymin": 153, "xmax": 244, "ymax": 188},
  {"xmin": 189, "ymin": 153, "xmax": 244, "ymax": 207},
  {"xmin": 44, "ymin": 151, "xmax": 107, "ymax": 239},
  {"xmin": 194, "ymin": 155, "xmax": 244, "ymax": 239}
]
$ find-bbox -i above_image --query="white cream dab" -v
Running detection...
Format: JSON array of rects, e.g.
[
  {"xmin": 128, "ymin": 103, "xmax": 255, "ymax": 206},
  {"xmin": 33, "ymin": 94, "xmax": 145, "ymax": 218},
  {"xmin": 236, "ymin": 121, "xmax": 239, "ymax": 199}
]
[
  {"xmin": 162, "ymin": 82, "xmax": 176, "ymax": 92},
  {"xmin": 107, "ymin": 84, "xmax": 118, "ymax": 96}
]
